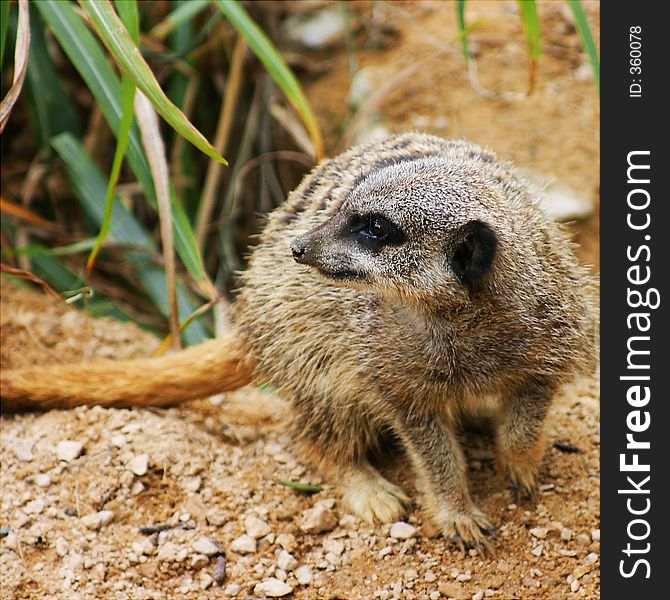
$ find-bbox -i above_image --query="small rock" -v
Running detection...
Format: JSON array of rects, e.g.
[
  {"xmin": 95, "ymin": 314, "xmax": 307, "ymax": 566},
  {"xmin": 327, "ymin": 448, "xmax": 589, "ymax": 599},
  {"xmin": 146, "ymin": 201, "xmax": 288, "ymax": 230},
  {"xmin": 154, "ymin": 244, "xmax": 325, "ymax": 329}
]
[
  {"xmin": 439, "ymin": 582, "xmax": 469, "ymax": 600},
  {"xmin": 82, "ymin": 510, "xmax": 114, "ymax": 530},
  {"xmin": 530, "ymin": 527, "xmax": 548, "ymax": 539},
  {"xmin": 254, "ymin": 577, "xmax": 293, "ymax": 597},
  {"xmin": 300, "ymin": 503, "xmax": 337, "ymax": 534},
  {"xmin": 13, "ymin": 439, "xmax": 35, "ymax": 462},
  {"xmin": 473, "ymin": 591, "xmax": 485, "ymax": 600},
  {"xmin": 531, "ymin": 544, "xmax": 544, "ymax": 557},
  {"xmin": 214, "ymin": 555, "xmax": 227, "ymax": 586},
  {"xmin": 230, "ymin": 534, "xmax": 256, "ymax": 554},
  {"xmin": 323, "ymin": 539, "xmax": 345, "ymax": 556},
  {"xmin": 425, "ymin": 571, "xmax": 437, "ymax": 583},
  {"xmin": 199, "ymin": 573, "xmax": 213, "ymax": 590},
  {"xmin": 390, "ymin": 521, "xmax": 416, "ymax": 540},
  {"xmin": 585, "ymin": 552, "xmax": 598, "ymax": 565},
  {"xmin": 570, "ymin": 579, "xmax": 580, "ymax": 592},
  {"xmin": 35, "ymin": 474, "xmax": 52, "ymax": 488},
  {"xmin": 184, "ymin": 476, "xmax": 202, "ymax": 493},
  {"xmin": 295, "ymin": 564, "xmax": 313, "ymax": 585},
  {"xmin": 284, "ymin": 7, "xmax": 346, "ymax": 49},
  {"xmin": 277, "ymin": 550, "xmax": 298, "ymax": 572},
  {"xmin": 110, "ymin": 434, "xmax": 126, "ymax": 447},
  {"xmin": 206, "ymin": 512, "xmax": 227, "ymax": 527},
  {"xmin": 591, "ymin": 529, "xmax": 600, "ymax": 541},
  {"xmin": 223, "ymin": 583, "xmax": 241, "ymax": 596},
  {"xmin": 56, "ymin": 440, "xmax": 84, "ymax": 462},
  {"xmin": 192, "ymin": 537, "xmax": 221, "ymax": 557},
  {"xmin": 25, "ymin": 499, "xmax": 45, "ymax": 514},
  {"xmin": 561, "ymin": 527, "xmax": 573, "ymax": 541},
  {"xmin": 430, "ymin": 592, "xmax": 441, "ymax": 600},
  {"xmin": 276, "ymin": 533, "xmax": 297, "ymax": 552},
  {"xmin": 132, "ymin": 538, "xmax": 156, "ymax": 556},
  {"xmin": 244, "ymin": 515, "xmax": 271, "ymax": 539},
  {"xmin": 127, "ymin": 454, "xmax": 149, "ymax": 476},
  {"xmin": 55, "ymin": 537, "xmax": 69, "ymax": 557}
]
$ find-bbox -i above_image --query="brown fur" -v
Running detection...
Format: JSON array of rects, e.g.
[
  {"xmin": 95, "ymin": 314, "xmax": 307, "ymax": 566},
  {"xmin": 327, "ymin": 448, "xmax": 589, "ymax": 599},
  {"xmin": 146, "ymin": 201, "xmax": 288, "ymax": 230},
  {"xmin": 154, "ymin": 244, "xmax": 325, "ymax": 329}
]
[{"xmin": 1, "ymin": 134, "xmax": 597, "ymax": 545}]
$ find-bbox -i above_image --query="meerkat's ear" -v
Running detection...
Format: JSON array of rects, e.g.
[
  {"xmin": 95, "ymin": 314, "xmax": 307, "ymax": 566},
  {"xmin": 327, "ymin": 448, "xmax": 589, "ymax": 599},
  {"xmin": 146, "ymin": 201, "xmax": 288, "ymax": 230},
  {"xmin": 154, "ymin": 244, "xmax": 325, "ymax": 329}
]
[{"xmin": 448, "ymin": 220, "xmax": 498, "ymax": 287}]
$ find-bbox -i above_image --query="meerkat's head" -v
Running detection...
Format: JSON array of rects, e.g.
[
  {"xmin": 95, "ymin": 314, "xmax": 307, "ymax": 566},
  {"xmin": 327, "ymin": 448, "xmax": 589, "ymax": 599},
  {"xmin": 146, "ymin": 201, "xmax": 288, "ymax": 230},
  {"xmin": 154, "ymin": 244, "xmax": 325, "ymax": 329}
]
[{"xmin": 291, "ymin": 156, "xmax": 500, "ymax": 306}]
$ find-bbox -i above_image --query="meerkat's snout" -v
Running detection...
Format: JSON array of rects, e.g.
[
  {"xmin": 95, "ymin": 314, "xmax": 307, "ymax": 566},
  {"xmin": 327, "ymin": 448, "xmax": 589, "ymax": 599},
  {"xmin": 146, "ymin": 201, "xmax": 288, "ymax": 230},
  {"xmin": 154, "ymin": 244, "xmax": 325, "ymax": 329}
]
[{"xmin": 291, "ymin": 237, "xmax": 308, "ymax": 263}]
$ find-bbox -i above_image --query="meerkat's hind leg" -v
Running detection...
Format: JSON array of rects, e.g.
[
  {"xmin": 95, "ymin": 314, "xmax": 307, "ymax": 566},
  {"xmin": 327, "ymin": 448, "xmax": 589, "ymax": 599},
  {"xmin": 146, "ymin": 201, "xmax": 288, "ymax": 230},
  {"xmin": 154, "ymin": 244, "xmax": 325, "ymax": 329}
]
[{"xmin": 336, "ymin": 462, "xmax": 410, "ymax": 524}]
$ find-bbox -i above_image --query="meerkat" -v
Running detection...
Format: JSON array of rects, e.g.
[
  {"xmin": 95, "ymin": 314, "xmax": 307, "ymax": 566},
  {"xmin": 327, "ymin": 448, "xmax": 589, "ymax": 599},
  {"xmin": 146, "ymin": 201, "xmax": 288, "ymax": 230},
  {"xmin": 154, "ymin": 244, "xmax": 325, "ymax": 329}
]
[{"xmin": 1, "ymin": 133, "xmax": 597, "ymax": 546}]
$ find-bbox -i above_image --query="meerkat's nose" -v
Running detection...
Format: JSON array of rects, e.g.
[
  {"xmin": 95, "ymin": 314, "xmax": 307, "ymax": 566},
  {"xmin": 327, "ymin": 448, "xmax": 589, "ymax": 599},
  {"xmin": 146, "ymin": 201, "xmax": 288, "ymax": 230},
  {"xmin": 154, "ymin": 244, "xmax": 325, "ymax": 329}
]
[{"xmin": 291, "ymin": 238, "xmax": 307, "ymax": 263}]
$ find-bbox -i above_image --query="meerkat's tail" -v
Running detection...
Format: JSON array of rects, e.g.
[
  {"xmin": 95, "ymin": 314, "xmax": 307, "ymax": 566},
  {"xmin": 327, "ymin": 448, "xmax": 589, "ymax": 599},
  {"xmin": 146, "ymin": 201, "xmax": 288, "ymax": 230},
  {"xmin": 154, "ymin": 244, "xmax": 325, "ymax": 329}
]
[{"xmin": 0, "ymin": 335, "xmax": 254, "ymax": 412}]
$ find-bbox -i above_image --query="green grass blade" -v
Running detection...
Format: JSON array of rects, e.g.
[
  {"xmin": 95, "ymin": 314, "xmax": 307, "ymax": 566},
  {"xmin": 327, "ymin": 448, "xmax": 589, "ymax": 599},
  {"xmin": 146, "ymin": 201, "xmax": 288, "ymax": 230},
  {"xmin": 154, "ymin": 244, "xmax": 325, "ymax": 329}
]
[
  {"xmin": 568, "ymin": 0, "xmax": 600, "ymax": 92},
  {"xmin": 114, "ymin": 0, "xmax": 140, "ymax": 42},
  {"xmin": 79, "ymin": 0, "xmax": 227, "ymax": 165},
  {"xmin": 213, "ymin": 0, "xmax": 324, "ymax": 160},
  {"xmin": 25, "ymin": 9, "xmax": 81, "ymax": 147},
  {"xmin": 1, "ymin": 0, "xmax": 12, "ymax": 71},
  {"xmin": 150, "ymin": 0, "xmax": 209, "ymax": 40},
  {"xmin": 51, "ymin": 133, "xmax": 208, "ymax": 344},
  {"xmin": 517, "ymin": 0, "xmax": 542, "ymax": 60},
  {"xmin": 36, "ymin": 0, "xmax": 210, "ymax": 295},
  {"xmin": 87, "ymin": 0, "xmax": 139, "ymax": 276},
  {"xmin": 34, "ymin": 0, "xmax": 155, "ymax": 197},
  {"xmin": 87, "ymin": 76, "xmax": 136, "ymax": 276},
  {"xmin": 455, "ymin": 0, "xmax": 469, "ymax": 59}
]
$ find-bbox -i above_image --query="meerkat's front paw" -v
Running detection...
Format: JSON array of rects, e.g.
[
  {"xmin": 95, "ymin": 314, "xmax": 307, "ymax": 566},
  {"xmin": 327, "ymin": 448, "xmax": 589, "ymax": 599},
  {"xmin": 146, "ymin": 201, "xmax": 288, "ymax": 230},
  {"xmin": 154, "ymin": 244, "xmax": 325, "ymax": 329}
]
[
  {"xmin": 432, "ymin": 504, "xmax": 497, "ymax": 549},
  {"xmin": 340, "ymin": 466, "xmax": 410, "ymax": 524},
  {"xmin": 497, "ymin": 449, "xmax": 541, "ymax": 498}
]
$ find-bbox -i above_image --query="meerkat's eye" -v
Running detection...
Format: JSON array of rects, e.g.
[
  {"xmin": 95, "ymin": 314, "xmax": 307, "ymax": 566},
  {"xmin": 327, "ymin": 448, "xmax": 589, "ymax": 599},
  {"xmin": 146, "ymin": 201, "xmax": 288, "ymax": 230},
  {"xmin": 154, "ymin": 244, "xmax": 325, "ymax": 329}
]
[
  {"xmin": 366, "ymin": 216, "xmax": 389, "ymax": 239},
  {"xmin": 348, "ymin": 213, "xmax": 405, "ymax": 250}
]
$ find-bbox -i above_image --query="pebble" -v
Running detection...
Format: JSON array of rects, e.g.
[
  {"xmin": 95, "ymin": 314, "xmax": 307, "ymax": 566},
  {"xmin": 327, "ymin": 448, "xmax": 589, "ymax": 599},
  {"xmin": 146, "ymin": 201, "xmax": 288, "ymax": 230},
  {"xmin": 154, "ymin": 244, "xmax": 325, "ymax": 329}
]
[
  {"xmin": 276, "ymin": 533, "xmax": 297, "ymax": 552},
  {"xmin": 283, "ymin": 7, "xmax": 347, "ymax": 49},
  {"xmin": 192, "ymin": 537, "xmax": 221, "ymax": 556},
  {"xmin": 300, "ymin": 503, "xmax": 338, "ymax": 534},
  {"xmin": 35, "ymin": 474, "xmax": 52, "ymax": 488},
  {"xmin": 473, "ymin": 591, "xmax": 485, "ymax": 600},
  {"xmin": 591, "ymin": 529, "xmax": 600, "ymax": 541},
  {"xmin": 230, "ymin": 534, "xmax": 256, "ymax": 554},
  {"xmin": 25, "ymin": 499, "xmax": 45, "ymax": 514},
  {"xmin": 127, "ymin": 454, "xmax": 149, "ymax": 476},
  {"xmin": 561, "ymin": 527, "xmax": 573, "ymax": 541},
  {"xmin": 254, "ymin": 577, "xmax": 293, "ymax": 597},
  {"xmin": 56, "ymin": 440, "xmax": 84, "ymax": 462},
  {"xmin": 439, "ymin": 582, "xmax": 469, "ymax": 599},
  {"xmin": 530, "ymin": 527, "xmax": 548, "ymax": 539},
  {"xmin": 206, "ymin": 512, "xmax": 227, "ymax": 527},
  {"xmin": 570, "ymin": 579, "xmax": 580, "ymax": 592},
  {"xmin": 82, "ymin": 510, "xmax": 114, "ymax": 530},
  {"xmin": 585, "ymin": 552, "xmax": 598, "ymax": 565},
  {"xmin": 13, "ymin": 439, "xmax": 35, "ymax": 462},
  {"xmin": 277, "ymin": 550, "xmax": 298, "ymax": 572},
  {"xmin": 531, "ymin": 544, "xmax": 544, "ymax": 557},
  {"xmin": 244, "ymin": 515, "xmax": 271, "ymax": 539},
  {"xmin": 323, "ymin": 538, "xmax": 345, "ymax": 556},
  {"xmin": 55, "ymin": 537, "xmax": 69, "ymax": 557},
  {"xmin": 295, "ymin": 565, "xmax": 313, "ymax": 585},
  {"xmin": 224, "ymin": 583, "xmax": 240, "ymax": 596},
  {"xmin": 390, "ymin": 521, "xmax": 417, "ymax": 540},
  {"xmin": 425, "ymin": 571, "xmax": 437, "ymax": 583},
  {"xmin": 184, "ymin": 476, "xmax": 202, "ymax": 493},
  {"xmin": 429, "ymin": 592, "xmax": 441, "ymax": 600},
  {"xmin": 199, "ymin": 573, "xmax": 213, "ymax": 590}
]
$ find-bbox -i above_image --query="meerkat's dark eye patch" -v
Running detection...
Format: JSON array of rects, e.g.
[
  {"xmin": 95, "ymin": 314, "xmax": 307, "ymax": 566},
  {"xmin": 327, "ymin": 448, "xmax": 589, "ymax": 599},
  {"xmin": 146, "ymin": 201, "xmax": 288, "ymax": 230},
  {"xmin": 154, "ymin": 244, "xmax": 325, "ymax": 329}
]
[
  {"xmin": 449, "ymin": 220, "xmax": 497, "ymax": 287},
  {"xmin": 348, "ymin": 213, "xmax": 405, "ymax": 251}
]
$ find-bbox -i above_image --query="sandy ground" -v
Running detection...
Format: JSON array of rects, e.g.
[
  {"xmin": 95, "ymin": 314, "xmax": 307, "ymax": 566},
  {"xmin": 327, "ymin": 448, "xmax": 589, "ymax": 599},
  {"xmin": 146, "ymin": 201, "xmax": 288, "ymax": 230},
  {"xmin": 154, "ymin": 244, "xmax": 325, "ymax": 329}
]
[{"xmin": 1, "ymin": 2, "xmax": 600, "ymax": 599}]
